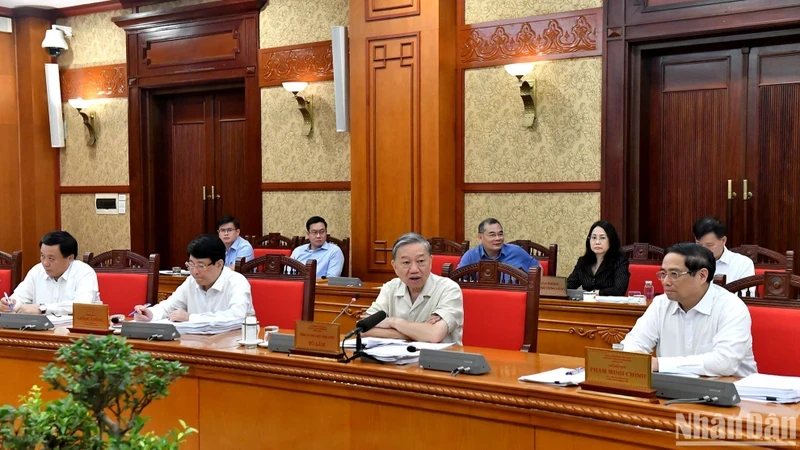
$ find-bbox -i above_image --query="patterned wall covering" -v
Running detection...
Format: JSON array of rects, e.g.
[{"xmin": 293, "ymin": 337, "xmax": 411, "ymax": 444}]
[
  {"xmin": 56, "ymin": 9, "xmax": 129, "ymax": 69},
  {"xmin": 261, "ymin": 82, "xmax": 350, "ymax": 182},
  {"xmin": 60, "ymin": 194, "xmax": 131, "ymax": 255},
  {"xmin": 60, "ymin": 98, "xmax": 129, "ymax": 186},
  {"xmin": 259, "ymin": 0, "xmax": 349, "ymax": 48},
  {"xmin": 464, "ymin": 0, "xmax": 602, "ymax": 24},
  {"xmin": 262, "ymin": 192, "xmax": 351, "ymax": 238},
  {"xmin": 464, "ymin": 57, "xmax": 601, "ymax": 182},
  {"xmin": 464, "ymin": 192, "xmax": 600, "ymax": 276}
]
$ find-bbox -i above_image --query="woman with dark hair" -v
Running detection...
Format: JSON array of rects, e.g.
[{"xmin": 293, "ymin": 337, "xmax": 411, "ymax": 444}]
[{"xmin": 566, "ymin": 221, "xmax": 630, "ymax": 296}]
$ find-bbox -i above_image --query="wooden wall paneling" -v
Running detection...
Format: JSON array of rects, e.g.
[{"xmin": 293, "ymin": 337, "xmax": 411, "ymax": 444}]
[
  {"xmin": 0, "ymin": 30, "xmax": 21, "ymax": 255},
  {"xmin": 15, "ymin": 16, "xmax": 57, "ymax": 271},
  {"xmin": 0, "ymin": 7, "xmax": 12, "ymax": 17},
  {"xmin": 59, "ymin": 64, "xmax": 128, "ymax": 101},
  {"xmin": 626, "ymin": 0, "xmax": 800, "ymax": 26},
  {"xmin": 365, "ymin": 0, "xmax": 420, "ymax": 22},
  {"xmin": 258, "ymin": 40, "xmax": 334, "ymax": 87}
]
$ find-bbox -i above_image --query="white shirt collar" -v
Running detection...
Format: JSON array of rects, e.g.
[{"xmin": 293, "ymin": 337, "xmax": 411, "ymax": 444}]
[
  {"xmin": 668, "ymin": 284, "xmax": 715, "ymax": 316},
  {"xmin": 718, "ymin": 247, "xmax": 733, "ymax": 265}
]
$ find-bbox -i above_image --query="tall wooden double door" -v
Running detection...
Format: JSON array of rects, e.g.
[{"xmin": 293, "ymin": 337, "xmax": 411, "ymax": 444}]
[
  {"xmin": 638, "ymin": 39, "xmax": 800, "ymax": 269},
  {"xmin": 153, "ymin": 88, "xmax": 256, "ymax": 268}
]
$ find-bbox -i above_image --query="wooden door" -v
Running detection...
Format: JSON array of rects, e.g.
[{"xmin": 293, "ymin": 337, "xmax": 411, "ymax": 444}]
[
  {"xmin": 640, "ymin": 49, "xmax": 747, "ymax": 248},
  {"xmin": 746, "ymin": 43, "xmax": 800, "ymax": 271}
]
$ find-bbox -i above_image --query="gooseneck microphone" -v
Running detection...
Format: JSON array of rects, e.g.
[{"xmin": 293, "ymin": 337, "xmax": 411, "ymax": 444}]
[
  {"xmin": 343, "ymin": 311, "xmax": 387, "ymax": 340},
  {"xmin": 330, "ymin": 294, "xmax": 359, "ymax": 324}
]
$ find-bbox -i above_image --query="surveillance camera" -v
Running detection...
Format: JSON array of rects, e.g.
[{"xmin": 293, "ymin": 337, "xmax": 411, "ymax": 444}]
[{"xmin": 41, "ymin": 25, "xmax": 71, "ymax": 58}]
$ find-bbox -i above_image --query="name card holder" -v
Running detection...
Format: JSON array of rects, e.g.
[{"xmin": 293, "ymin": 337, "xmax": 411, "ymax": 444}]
[
  {"xmin": 68, "ymin": 303, "xmax": 113, "ymax": 335},
  {"xmin": 290, "ymin": 320, "xmax": 345, "ymax": 360},
  {"xmin": 0, "ymin": 314, "xmax": 54, "ymax": 331},
  {"xmin": 579, "ymin": 347, "xmax": 657, "ymax": 403}
]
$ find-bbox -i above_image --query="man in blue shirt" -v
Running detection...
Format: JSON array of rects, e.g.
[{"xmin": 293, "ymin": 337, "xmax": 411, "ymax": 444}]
[
  {"xmin": 457, "ymin": 218, "xmax": 540, "ymax": 270},
  {"xmin": 290, "ymin": 216, "xmax": 345, "ymax": 278},
  {"xmin": 217, "ymin": 216, "xmax": 254, "ymax": 268}
]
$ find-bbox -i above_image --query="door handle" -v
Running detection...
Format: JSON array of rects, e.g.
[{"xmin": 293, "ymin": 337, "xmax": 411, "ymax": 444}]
[
  {"xmin": 202, "ymin": 185, "xmax": 207, "ymax": 201},
  {"xmin": 743, "ymin": 179, "xmax": 753, "ymax": 200},
  {"xmin": 212, "ymin": 185, "xmax": 220, "ymax": 200},
  {"xmin": 727, "ymin": 180, "xmax": 737, "ymax": 200}
]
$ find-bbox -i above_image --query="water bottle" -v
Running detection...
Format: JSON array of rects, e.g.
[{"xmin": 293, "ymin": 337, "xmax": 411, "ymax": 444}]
[{"xmin": 643, "ymin": 280, "xmax": 655, "ymax": 304}]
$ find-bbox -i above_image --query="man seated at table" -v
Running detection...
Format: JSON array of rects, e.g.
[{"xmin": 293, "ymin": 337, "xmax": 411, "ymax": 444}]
[
  {"xmin": 619, "ymin": 243, "xmax": 757, "ymax": 377},
  {"xmin": 0, "ymin": 231, "xmax": 100, "ymax": 316},
  {"xmin": 217, "ymin": 216, "xmax": 254, "ymax": 268},
  {"xmin": 133, "ymin": 234, "xmax": 252, "ymax": 323},
  {"xmin": 457, "ymin": 218, "xmax": 540, "ymax": 270},
  {"xmin": 290, "ymin": 216, "xmax": 344, "ymax": 278},
  {"xmin": 693, "ymin": 216, "xmax": 754, "ymax": 285},
  {"xmin": 363, "ymin": 232, "xmax": 464, "ymax": 344}
]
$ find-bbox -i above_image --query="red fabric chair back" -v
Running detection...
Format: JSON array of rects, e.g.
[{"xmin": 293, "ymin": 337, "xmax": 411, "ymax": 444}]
[
  {"xmin": 461, "ymin": 288, "xmax": 527, "ymax": 350},
  {"xmin": 754, "ymin": 268, "xmax": 768, "ymax": 297},
  {"xmin": 0, "ymin": 269, "xmax": 10, "ymax": 296},
  {"xmin": 253, "ymin": 248, "xmax": 292, "ymax": 259},
  {"xmin": 431, "ymin": 255, "xmax": 461, "ymax": 276},
  {"xmin": 248, "ymin": 279, "xmax": 306, "ymax": 330},
  {"xmin": 628, "ymin": 264, "xmax": 663, "ymax": 294},
  {"xmin": 748, "ymin": 305, "xmax": 800, "ymax": 376},
  {"xmin": 538, "ymin": 260, "xmax": 549, "ymax": 277},
  {"xmin": 96, "ymin": 273, "xmax": 149, "ymax": 315}
]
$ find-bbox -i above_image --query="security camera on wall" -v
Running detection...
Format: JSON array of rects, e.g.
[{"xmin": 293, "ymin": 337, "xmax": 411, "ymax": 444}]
[{"xmin": 41, "ymin": 25, "xmax": 72, "ymax": 58}]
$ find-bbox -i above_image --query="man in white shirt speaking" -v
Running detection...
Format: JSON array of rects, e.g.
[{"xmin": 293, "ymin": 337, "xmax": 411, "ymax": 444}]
[
  {"xmin": 134, "ymin": 234, "xmax": 252, "ymax": 323},
  {"xmin": 693, "ymin": 216, "xmax": 755, "ymax": 284},
  {"xmin": 1, "ymin": 231, "xmax": 100, "ymax": 316},
  {"xmin": 620, "ymin": 243, "xmax": 757, "ymax": 377}
]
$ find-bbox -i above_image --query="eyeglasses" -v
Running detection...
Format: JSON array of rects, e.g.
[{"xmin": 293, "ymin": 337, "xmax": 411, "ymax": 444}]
[
  {"xmin": 590, "ymin": 236, "xmax": 608, "ymax": 242},
  {"xmin": 482, "ymin": 232, "xmax": 504, "ymax": 239},
  {"xmin": 309, "ymin": 230, "xmax": 326, "ymax": 236},
  {"xmin": 218, "ymin": 228, "xmax": 236, "ymax": 234},
  {"xmin": 656, "ymin": 270, "xmax": 695, "ymax": 282},
  {"xmin": 185, "ymin": 261, "xmax": 213, "ymax": 270}
]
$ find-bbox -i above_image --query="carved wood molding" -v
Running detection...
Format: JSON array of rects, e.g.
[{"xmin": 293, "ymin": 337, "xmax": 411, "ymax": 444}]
[
  {"xmin": 542, "ymin": 326, "xmax": 630, "ymax": 345},
  {"xmin": 59, "ymin": 63, "xmax": 128, "ymax": 101},
  {"xmin": 258, "ymin": 40, "xmax": 333, "ymax": 88},
  {"xmin": 458, "ymin": 8, "xmax": 602, "ymax": 68}
]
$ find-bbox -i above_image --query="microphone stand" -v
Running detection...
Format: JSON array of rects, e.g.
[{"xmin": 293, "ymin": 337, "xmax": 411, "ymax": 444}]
[{"xmin": 341, "ymin": 331, "xmax": 382, "ymax": 364}]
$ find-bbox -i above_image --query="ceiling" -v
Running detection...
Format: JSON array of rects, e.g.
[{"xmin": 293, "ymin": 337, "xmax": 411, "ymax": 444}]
[{"xmin": 0, "ymin": 0, "xmax": 107, "ymax": 8}]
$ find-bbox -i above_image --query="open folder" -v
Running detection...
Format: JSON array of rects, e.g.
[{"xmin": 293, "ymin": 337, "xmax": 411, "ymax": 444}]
[{"xmin": 519, "ymin": 367, "xmax": 586, "ymax": 386}]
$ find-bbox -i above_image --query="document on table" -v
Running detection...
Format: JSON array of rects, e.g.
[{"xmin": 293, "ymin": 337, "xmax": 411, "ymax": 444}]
[
  {"xmin": 342, "ymin": 337, "xmax": 407, "ymax": 349},
  {"xmin": 362, "ymin": 341, "xmax": 454, "ymax": 365},
  {"xmin": 519, "ymin": 367, "xmax": 586, "ymax": 386},
  {"xmin": 151, "ymin": 318, "xmax": 241, "ymax": 335},
  {"xmin": 735, "ymin": 373, "xmax": 800, "ymax": 403},
  {"xmin": 47, "ymin": 315, "xmax": 72, "ymax": 326}
]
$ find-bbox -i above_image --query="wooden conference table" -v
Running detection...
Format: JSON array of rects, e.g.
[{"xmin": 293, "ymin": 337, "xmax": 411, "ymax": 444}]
[
  {"xmin": 159, "ymin": 275, "xmax": 646, "ymax": 357},
  {"xmin": 0, "ymin": 328, "xmax": 797, "ymax": 449}
]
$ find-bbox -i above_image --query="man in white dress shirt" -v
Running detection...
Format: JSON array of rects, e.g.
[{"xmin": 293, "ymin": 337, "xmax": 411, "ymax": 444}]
[
  {"xmin": 693, "ymin": 217, "xmax": 755, "ymax": 284},
  {"xmin": 0, "ymin": 231, "xmax": 99, "ymax": 316},
  {"xmin": 133, "ymin": 234, "xmax": 252, "ymax": 323},
  {"xmin": 620, "ymin": 243, "xmax": 757, "ymax": 377}
]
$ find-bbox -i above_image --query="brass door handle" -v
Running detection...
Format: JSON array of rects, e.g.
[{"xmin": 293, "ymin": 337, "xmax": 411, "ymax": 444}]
[
  {"xmin": 743, "ymin": 179, "xmax": 753, "ymax": 200},
  {"xmin": 202, "ymin": 185, "xmax": 207, "ymax": 201},
  {"xmin": 727, "ymin": 180, "xmax": 737, "ymax": 200},
  {"xmin": 212, "ymin": 185, "xmax": 220, "ymax": 200}
]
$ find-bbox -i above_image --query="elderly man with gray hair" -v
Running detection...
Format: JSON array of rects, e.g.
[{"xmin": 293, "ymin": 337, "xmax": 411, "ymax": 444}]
[{"xmin": 362, "ymin": 232, "xmax": 464, "ymax": 344}]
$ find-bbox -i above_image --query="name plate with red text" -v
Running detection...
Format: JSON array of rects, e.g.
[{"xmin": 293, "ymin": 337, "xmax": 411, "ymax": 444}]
[
  {"xmin": 579, "ymin": 347, "xmax": 656, "ymax": 401},
  {"xmin": 291, "ymin": 321, "xmax": 344, "ymax": 359},
  {"xmin": 69, "ymin": 303, "xmax": 113, "ymax": 335},
  {"xmin": 540, "ymin": 276, "xmax": 568, "ymax": 298}
]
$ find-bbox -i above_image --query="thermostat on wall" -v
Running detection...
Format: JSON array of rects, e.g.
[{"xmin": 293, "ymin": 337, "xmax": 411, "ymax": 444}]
[{"xmin": 95, "ymin": 194, "xmax": 118, "ymax": 215}]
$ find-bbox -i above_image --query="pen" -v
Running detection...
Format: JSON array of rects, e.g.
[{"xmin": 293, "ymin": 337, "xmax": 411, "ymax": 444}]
[
  {"xmin": 3, "ymin": 292, "xmax": 12, "ymax": 312},
  {"xmin": 565, "ymin": 367, "xmax": 585, "ymax": 375},
  {"xmin": 128, "ymin": 304, "xmax": 152, "ymax": 317}
]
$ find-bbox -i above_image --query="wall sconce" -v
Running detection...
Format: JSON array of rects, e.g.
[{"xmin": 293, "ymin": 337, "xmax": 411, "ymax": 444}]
[
  {"xmin": 282, "ymin": 82, "xmax": 313, "ymax": 136},
  {"xmin": 68, "ymin": 98, "xmax": 96, "ymax": 146},
  {"xmin": 504, "ymin": 63, "xmax": 536, "ymax": 128}
]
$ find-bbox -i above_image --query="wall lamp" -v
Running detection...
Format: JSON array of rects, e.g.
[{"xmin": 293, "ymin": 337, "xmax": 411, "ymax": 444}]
[
  {"xmin": 282, "ymin": 82, "xmax": 313, "ymax": 136},
  {"xmin": 504, "ymin": 62, "xmax": 537, "ymax": 128},
  {"xmin": 68, "ymin": 98, "xmax": 96, "ymax": 146}
]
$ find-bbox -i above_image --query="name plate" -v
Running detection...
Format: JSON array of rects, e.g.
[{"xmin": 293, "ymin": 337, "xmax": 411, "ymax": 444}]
[
  {"xmin": 579, "ymin": 347, "xmax": 656, "ymax": 401},
  {"xmin": 69, "ymin": 303, "xmax": 113, "ymax": 335},
  {"xmin": 540, "ymin": 276, "xmax": 567, "ymax": 298},
  {"xmin": 291, "ymin": 320, "xmax": 344, "ymax": 359}
]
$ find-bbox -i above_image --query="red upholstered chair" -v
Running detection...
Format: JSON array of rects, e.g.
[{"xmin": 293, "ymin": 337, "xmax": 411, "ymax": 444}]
[
  {"xmin": 247, "ymin": 233, "xmax": 297, "ymax": 259},
  {"xmin": 428, "ymin": 238, "xmax": 469, "ymax": 276},
  {"xmin": 442, "ymin": 260, "xmax": 540, "ymax": 352},
  {"xmin": 294, "ymin": 235, "xmax": 351, "ymax": 277},
  {"xmin": 236, "ymin": 255, "xmax": 316, "ymax": 330},
  {"xmin": 507, "ymin": 240, "xmax": 558, "ymax": 276},
  {"xmin": 724, "ymin": 272, "xmax": 800, "ymax": 375},
  {"xmin": 83, "ymin": 250, "xmax": 159, "ymax": 315},
  {"xmin": 730, "ymin": 246, "xmax": 794, "ymax": 296},
  {"xmin": 0, "ymin": 250, "xmax": 22, "ymax": 296},
  {"xmin": 621, "ymin": 243, "xmax": 665, "ymax": 295}
]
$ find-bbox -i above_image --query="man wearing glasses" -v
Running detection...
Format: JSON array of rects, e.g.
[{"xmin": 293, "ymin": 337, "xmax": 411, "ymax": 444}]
[
  {"xmin": 290, "ymin": 216, "xmax": 344, "ymax": 278},
  {"xmin": 456, "ymin": 218, "xmax": 540, "ymax": 270},
  {"xmin": 133, "ymin": 234, "xmax": 252, "ymax": 323},
  {"xmin": 620, "ymin": 243, "xmax": 756, "ymax": 377},
  {"xmin": 217, "ymin": 216, "xmax": 254, "ymax": 268}
]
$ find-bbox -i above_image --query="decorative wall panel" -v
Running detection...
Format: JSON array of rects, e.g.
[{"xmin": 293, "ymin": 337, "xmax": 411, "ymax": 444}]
[
  {"xmin": 258, "ymin": 41, "xmax": 334, "ymax": 87},
  {"xmin": 60, "ymin": 64, "xmax": 127, "ymax": 101},
  {"xmin": 464, "ymin": 0, "xmax": 601, "ymax": 24},
  {"xmin": 366, "ymin": 0, "xmax": 419, "ymax": 22}
]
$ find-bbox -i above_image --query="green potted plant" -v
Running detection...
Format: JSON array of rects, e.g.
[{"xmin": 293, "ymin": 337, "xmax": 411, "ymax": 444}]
[{"xmin": 0, "ymin": 334, "xmax": 196, "ymax": 449}]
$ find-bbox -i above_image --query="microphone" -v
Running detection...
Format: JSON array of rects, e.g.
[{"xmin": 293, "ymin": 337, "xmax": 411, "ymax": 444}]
[
  {"xmin": 343, "ymin": 311, "xmax": 386, "ymax": 339},
  {"xmin": 407, "ymin": 345, "xmax": 419, "ymax": 353},
  {"xmin": 330, "ymin": 294, "xmax": 358, "ymax": 324}
]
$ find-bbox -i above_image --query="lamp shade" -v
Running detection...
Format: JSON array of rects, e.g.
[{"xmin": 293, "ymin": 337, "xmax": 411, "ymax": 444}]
[
  {"xmin": 68, "ymin": 98, "xmax": 88, "ymax": 110},
  {"xmin": 504, "ymin": 63, "xmax": 535, "ymax": 77},
  {"xmin": 282, "ymin": 82, "xmax": 308, "ymax": 94}
]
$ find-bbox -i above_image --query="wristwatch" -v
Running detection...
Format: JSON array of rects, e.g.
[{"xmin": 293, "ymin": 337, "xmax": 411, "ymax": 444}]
[{"xmin": 39, "ymin": 304, "xmax": 47, "ymax": 314}]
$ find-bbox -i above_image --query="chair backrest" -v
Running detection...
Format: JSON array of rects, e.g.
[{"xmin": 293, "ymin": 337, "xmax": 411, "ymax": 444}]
[
  {"xmin": 730, "ymin": 246, "xmax": 793, "ymax": 272},
  {"xmin": 83, "ymin": 250, "xmax": 159, "ymax": 315},
  {"xmin": 507, "ymin": 240, "xmax": 558, "ymax": 276},
  {"xmin": 0, "ymin": 250, "xmax": 22, "ymax": 296},
  {"xmin": 621, "ymin": 243, "xmax": 665, "ymax": 294},
  {"xmin": 724, "ymin": 272, "xmax": 800, "ymax": 304},
  {"xmin": 294, "ymin": 235, "xmax": 351, "ymax": 277},
  {"xmin": 248, "ymin": 233, "xmax": 297, "ymax": 260},
  {"xmin": 428, "ymin": 238, "xmax": 469, "ymax": 276},
  {"xmin": 747, "ymin": 304, "xmax": 800, "ymax": 376},
  {"xmin": 442, "ymin": 260, "xmax": 540, "ymax": 352},
  {"xmin": 236, "ymin": 255, "xmax": 316, "ymax": 330}
]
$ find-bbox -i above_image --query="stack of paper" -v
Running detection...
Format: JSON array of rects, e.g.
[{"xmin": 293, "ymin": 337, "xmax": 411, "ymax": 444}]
[
  {"xmin": 342, "ymin": 337, "xmax": 407, "ymax": 349},
  {"xmin": 361, "ymin": 341, "xmax": 454, "ymax": 365},
  {"xmin": 735, "ymin": 373, "xmax": 800, "ymax": 403},
  {"xmin": 519, "ymin": 367, "xmax": 586, "ymax": 386},
  {"xmin": 151, "ymin": 318, "xmax": 241, "ymax": 335},
  {"xmin": 47, "ymin": 315, "xmax": 72, "ymax": 326}
]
